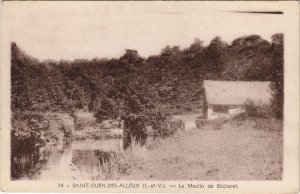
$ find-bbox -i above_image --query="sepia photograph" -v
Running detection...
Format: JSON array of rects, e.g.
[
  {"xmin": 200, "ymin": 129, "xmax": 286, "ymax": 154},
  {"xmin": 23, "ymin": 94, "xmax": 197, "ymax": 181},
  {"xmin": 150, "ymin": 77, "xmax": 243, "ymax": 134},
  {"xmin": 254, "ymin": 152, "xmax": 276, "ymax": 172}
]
[{"xmin": 0, "ymin": 1, "xmax": 299, "ymax": 193}]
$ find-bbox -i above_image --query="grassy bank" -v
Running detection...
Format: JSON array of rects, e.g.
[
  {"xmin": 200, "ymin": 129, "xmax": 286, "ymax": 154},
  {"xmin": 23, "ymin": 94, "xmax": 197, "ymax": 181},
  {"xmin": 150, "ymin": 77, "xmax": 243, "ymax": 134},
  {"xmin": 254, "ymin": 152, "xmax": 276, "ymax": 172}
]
[
  {"xmin": 119, "ymin": 118, "xmax": 283, "ymax": 180},
  {"xmin": 12, "ymin": 113, "xmax": 283, "ymax": 181}
]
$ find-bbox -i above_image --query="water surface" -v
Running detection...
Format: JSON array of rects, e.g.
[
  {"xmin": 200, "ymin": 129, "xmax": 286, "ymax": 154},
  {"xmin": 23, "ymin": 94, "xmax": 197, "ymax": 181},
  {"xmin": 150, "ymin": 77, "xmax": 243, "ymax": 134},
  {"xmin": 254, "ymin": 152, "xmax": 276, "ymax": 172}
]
[{"xmin": 11, "ymin": 139, "xmax": 123, "ymax": 180}]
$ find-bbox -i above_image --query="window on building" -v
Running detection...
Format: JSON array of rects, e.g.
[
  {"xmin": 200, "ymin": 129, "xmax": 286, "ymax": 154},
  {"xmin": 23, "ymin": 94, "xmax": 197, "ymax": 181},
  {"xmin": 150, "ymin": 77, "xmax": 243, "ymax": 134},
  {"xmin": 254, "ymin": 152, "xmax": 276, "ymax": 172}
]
[{"xmin": 213, "ymin": 105, "xmax": 229, "ymax": 113}]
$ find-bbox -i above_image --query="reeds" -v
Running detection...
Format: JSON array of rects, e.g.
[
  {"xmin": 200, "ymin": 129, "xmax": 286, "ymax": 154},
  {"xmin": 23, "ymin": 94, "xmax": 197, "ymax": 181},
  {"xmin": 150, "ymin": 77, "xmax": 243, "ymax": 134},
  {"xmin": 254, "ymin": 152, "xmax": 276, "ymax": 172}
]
[
  {"xmin": 74, "ymin": 139, "xmax": 147, "ymax": 180},
  {"xmin": 77, "ymin": 153, "xmax": 130, "ymax": 180}
]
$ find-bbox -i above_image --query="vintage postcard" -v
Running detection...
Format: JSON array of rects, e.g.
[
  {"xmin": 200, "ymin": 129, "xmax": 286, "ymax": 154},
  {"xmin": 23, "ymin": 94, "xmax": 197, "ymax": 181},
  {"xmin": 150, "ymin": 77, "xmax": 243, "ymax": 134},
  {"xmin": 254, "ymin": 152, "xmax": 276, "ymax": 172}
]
[{"xmin": 0, "ymin": 1, "xmax": 299, "ymax": 193}]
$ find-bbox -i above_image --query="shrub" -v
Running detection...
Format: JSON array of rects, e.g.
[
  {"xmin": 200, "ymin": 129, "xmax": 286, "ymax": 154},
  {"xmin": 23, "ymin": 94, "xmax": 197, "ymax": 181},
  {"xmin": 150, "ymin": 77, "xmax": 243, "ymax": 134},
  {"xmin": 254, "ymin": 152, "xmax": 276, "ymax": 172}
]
[
  {"xmin": 157, "ymin": 119, "xmax": 185, "ymax": 137},
  {"xmin": 253, "ymin": 118, "xmax": 283, "ymax": 132},
  {"xmin": 11, "ymin": 112, "xmax": 70, "ymax": 153},
  {"xmin": 243, "ymin": 100, "xmax": 273, "ymax": 119},
  {"xmin": 11, "ymin": 112, "xmax": 50, "ymax": 154},
  {"xmin": 184, "ymin": 107, "xmax": 192, "ymax": 112}
]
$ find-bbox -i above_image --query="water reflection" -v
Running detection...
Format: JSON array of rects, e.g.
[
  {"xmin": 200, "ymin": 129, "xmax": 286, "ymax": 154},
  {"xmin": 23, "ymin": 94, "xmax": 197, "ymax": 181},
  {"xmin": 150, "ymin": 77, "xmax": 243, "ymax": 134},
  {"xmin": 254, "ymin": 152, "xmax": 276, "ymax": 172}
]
[
  {"xmin": 11, "ymin": 139, "xmax": 123, "ymax": 180},
  {"xmin": 72, "ymin": 150, "xmax": 115, "ymax": 168},
  {"xmin": 11, "ymin": 148, "xmax": 48, "ymax": 180}
]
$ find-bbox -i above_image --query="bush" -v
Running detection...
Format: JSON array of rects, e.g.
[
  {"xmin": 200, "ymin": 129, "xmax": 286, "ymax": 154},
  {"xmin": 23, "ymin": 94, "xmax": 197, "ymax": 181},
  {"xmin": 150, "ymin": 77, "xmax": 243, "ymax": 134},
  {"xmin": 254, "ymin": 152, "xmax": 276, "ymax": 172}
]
[
  {"xmin": 243, "ymin": 100, "xmax": 273, "ymax": 119},
  {"xmin": 11, "ymin": 112, "xmax": 50, "ymax": 153},
  {"xmin": 253, "ymin": 118, "xmax": 283, "ymax": 132},
  {"xmin": 157, "ymin": 119, "xmax": 185, "ymax": 137},
  {"xmin": 196, "ymin": 118, "xmax": 228, "ymax": 130},
  {"xmin": 11, "ymin": 112, "xmax": 70, "ymax": 153},
  {"xmin": 184, "ymin": 107, "xmax": 192, "ymax": 112}
]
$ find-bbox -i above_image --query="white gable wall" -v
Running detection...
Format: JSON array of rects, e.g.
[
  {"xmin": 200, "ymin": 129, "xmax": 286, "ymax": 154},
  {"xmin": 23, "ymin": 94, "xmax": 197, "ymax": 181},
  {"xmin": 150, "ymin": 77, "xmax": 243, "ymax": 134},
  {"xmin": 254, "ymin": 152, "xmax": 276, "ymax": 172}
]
[
  {"xmin": 203, "ymin": 80, "xmax": 272, "ymax": 120},
  {"xmin": 228, "ymin": 107, "xmax": 244, "ymax": 115}
]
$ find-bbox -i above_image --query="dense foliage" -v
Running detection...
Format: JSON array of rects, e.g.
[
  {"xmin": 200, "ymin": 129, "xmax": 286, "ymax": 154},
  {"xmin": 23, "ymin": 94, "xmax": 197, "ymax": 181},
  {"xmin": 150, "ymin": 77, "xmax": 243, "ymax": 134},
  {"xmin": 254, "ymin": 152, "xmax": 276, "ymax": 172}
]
[{"xmin": 11, "ymin": 34, "xmax": 284, "ymax": 141}]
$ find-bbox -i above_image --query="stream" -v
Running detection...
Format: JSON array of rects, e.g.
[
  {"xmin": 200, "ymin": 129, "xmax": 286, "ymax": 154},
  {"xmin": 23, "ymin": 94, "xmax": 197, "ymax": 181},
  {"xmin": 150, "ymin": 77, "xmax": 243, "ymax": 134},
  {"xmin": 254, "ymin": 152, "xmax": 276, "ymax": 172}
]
[{"xmin": 11, "ymin": 139, "xmax": 124, "ymax": 180}]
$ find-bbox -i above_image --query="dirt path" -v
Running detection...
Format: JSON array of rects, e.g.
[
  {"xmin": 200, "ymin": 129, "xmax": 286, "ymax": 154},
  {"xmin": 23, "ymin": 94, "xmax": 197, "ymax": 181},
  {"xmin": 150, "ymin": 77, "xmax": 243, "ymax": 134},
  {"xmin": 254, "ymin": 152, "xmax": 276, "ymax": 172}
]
[{"xmin": 122, "ymin": 120, "xmax": 283, "ymax": 180}]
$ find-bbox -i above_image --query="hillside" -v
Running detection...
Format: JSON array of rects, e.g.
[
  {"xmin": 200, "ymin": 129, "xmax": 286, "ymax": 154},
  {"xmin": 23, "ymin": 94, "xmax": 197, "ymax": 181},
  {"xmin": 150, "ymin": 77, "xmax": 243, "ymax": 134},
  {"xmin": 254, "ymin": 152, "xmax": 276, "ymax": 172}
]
[{"xmin": 11, "ymin": 34, "xmax": 283, "ymax": 116}]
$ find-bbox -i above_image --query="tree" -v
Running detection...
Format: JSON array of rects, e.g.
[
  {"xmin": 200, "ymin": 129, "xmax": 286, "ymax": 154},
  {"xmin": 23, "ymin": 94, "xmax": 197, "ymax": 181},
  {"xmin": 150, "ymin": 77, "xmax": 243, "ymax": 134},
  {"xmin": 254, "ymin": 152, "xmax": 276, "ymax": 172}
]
[
  {"xmin": 95, "ymin": 69, "xmax": 169, "ymax": 149},
  {"xmin": 188, "ymin": 38, "xmax": 204, "ymax": 53},
  {"xmin": 270, "ymin": 33, "xmax": 284, "ymax": 119},
  {"xmin": 11, "ymin": 42, "xmax": 37, "ymax": 111},
  {"xmin": 94, "ymin": 98, "xmax": 117, "ymax": 122},
  {"xmin": 160, "ymin": 45, "xmax": 181, "ymax": 56},
  {"xmin": 119, "ymin": 49, "xmax": 143, "ymax": 65},
  {"xmin": 203, "ymin": 37, "xmax": 226, "ymax": 78}
]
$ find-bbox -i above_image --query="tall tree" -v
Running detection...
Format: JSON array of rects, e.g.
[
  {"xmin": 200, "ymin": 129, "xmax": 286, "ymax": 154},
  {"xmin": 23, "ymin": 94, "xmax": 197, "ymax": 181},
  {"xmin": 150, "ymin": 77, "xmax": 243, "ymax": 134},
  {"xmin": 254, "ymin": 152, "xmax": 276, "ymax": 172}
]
[
  {"xmin": 95, "ymin": 69, "xmax": 168, "ymax": 148},
  {"xmin": 203, "ymin": 37, "xmax": 226, "ymax": 78},
  {"xmin": 119, "ymin": 49, "xmax": 143, "ymax": 65},
  {"xmin": 270, "ymin": 33, "xmax": 284, "ymax": 118}
]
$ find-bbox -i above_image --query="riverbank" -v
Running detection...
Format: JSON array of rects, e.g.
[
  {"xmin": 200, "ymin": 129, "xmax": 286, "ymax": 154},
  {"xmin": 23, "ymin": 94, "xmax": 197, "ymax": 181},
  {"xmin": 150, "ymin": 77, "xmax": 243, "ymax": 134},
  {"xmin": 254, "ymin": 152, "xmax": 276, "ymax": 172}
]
[
  {"xmin": 122, "ymin": 118, "xmax": 283, "ymax": 180},
  {"xmin": 11, "ymin": 113, "xmax": 283, "ymax": 181},
  {"xmin": 11, "ymin": 111, "xmax": 74, "ymax": 148}
]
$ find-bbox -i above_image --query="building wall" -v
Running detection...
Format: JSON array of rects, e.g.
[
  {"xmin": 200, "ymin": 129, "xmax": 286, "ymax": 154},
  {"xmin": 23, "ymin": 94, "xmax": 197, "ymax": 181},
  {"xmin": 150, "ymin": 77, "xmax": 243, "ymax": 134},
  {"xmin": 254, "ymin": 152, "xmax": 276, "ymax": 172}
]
[
  {"xmin": 228, "ymin": 107, "xmax": 244, "ymax": 115},
  {"xmin": 202, "ymin": 91, "xmax": 208, "ymax": 119},
  {"xmin": 207, "ymin": 105, "xmax": 244, "ymax": 120}
]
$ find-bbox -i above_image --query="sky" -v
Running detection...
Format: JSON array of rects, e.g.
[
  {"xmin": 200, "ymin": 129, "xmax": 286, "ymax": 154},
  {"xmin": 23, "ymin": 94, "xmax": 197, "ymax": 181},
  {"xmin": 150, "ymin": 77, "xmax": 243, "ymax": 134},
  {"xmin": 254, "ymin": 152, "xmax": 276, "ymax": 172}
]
[{"xmin": 4, "ymin": 2, "xmax": 286, "ymax": 61}]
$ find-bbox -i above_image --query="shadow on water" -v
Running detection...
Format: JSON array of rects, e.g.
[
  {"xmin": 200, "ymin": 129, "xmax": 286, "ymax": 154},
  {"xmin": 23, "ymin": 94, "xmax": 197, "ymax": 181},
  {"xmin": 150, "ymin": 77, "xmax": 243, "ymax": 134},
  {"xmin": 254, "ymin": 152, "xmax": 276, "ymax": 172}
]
[
  {"xmin": 11, "ymin": 148, "xmax": 43, "ymax": 180},
  {"xmin": 11, "ymin": 128, "xmax": 155, "ymax": 180},
  {"xmin": 11, "ymin": 143, "xmax": 65, "ymax": 180},
  {"xmin": 11, "ymin": 138, "xmax": 124, "ymax": 180}
]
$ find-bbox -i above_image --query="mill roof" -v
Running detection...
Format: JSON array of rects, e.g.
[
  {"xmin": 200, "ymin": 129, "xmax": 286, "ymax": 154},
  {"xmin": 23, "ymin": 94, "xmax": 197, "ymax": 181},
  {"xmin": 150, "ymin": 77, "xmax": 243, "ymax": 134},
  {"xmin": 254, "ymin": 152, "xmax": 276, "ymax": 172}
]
[{"xmin": 203, "ymin": 80, "xmax": 272, "ymax": 106}]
